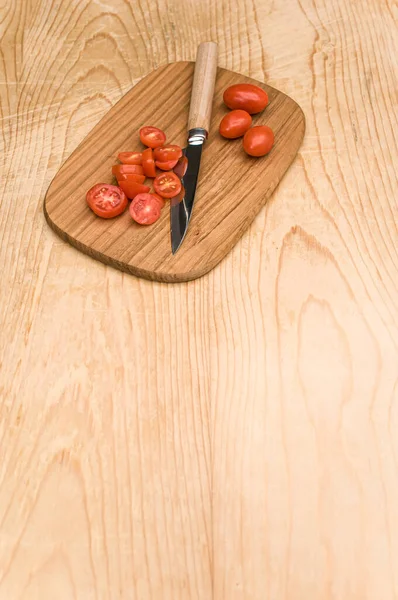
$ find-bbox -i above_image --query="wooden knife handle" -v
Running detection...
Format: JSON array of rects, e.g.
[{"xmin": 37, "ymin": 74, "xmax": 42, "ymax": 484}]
[{"xmin": 188, "ymin": 42, "xmax": 218, "ymax": 133}]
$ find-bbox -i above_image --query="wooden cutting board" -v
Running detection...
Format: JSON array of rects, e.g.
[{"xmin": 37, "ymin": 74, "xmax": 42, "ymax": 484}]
[{"xmin": 44, "ymin": 62, "xmax": 305, "ymax": 283}]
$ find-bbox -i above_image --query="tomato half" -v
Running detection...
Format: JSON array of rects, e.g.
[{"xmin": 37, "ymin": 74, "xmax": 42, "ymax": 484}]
[
  {"xmin": 219, "ymin": 109, "xmax": 252, "ymax": 139},
  {"xmin": 223, "ymin": 84, "xmax": 269, "ymax": 114},
  {"xmin": 243, "ymin": 125, "xmax": 274, "ymax": 157},
  {"xmin": 149, "ymin": 191, "xmax": 165, "ymax": 209},
  {"xmin": 142, "ymin": 148, "xmax": 157, "ymax": 178},
  {"xmin": 173, "ymin": 156, "xmax": 188, "ymax": 179},
  {"xmin": 130, "ymin": 193, "xmax": 162, "ymax": 225},
  {"xmin": 118, "ymin": 151, "xmax": 142, "ymax": 165},
  {"xmin": 170, "ymin": 185, "xmax": 186, "ymax": 204},
  {"xmin": 112, "ymin": 164, "xmax": 144, "ymax": 176},
  {"xmin": 153, "ymin": 172, "xmax": 182, "ymax": 198},
  {"xmin": 86, "ymin": 184, "xmax": 127, "ymax": 218},
  {"xmin": 155, "ymin": 159, "xmax": 179, "ymax": 171},
  {"xmin": 139, "ymin": 126, "xmax": 166, "ymax": 149},
  {"xmin": 118, "ymin": 179, "xmax": 150, "ymax": 199},
  {"xmin": 116, "ymin": 173, "xmax": 146, "ymax": 185},
  {"xmin": 153, "ymin": 145, "xmax": 182, "ymax": 162}
]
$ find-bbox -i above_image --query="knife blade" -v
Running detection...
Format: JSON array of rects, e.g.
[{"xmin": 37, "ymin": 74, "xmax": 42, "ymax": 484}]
[{"xmin": 170, "ymin": 42, "xmax": 218, "ymax": 254}]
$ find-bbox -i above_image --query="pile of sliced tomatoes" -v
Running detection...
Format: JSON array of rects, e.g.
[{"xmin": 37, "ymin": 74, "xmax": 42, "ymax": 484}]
[{"xmin": 86, "ymin": 126, "xmax": 188, "ymax": 224}]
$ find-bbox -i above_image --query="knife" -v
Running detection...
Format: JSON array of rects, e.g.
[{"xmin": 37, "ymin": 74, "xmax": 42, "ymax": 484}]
[{"xmin": 171, "ymin": 42, "xmax": 218, "ymax": 254}]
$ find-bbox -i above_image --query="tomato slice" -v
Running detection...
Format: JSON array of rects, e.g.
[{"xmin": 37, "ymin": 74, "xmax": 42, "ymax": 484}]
[
  {"xmin": 170, "ymin": 185, "xmax": 186, "ymax": 205},
  {"xmin": 149, "ymin": 190, "xmax": 165, "ymax": 209},
  {"xmin": 139, "ymin": 126, "xmax": 166, "ymax": 149},
  {"xmin": 153, "ymin": 172, "xmax": 182, "ymax": 198},
  {"xmin": 173, "ymin": 156, "xmax": 188, "ymax": 178},
  {"xmin": 142, "ymin": 148, "xmax": 157, "ymax": 178},
  {"xmin": 116, "ymin": 173, "xmax": 146, "ymax": 185},
  {"xmin": 86, "ymin": 184, "xmax": 127, "ymax": 218},
  {"xmin": 118, "ymin": 151, "xmax": 142, "ymax": 165},
  {"xmin": 155, "ymin": 159, "xmax": 179, "ymax": 171},
  {"xmin": 118, "ymin": 179, "xmax": 150, "ymax": 199},
  {"xmin": 112, "ymin": 164, "xmax": 144, "ymax": 176},
  {"xmin": 130, "ymin": 193, "xmax": 162, "ymax": 225},
  {"xmin": 153, "ymin": 145, "xmax": 182, "ymax": 162}
]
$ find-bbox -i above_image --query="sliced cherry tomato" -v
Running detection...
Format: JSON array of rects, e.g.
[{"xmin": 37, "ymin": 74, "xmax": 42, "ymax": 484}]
[
  {"xmin": 112, "ymin": 164, "xmax": 144, "ymax": 176},
  {"xmin": 142, "ymin": 148, "xmax": 157, "ymax": 178},
  {"xmin": 118, "ymin": 179, "xmax": 150, "ymax": 199},
  {"xmin": 118, "ymin": 151, "xmax": 142, "ymax": 165},
  {"xmin": 173, "ymin": 156, "xmax": 188, "ymax": 179},
  {"xmin": 223, "ymin": 84, "xmax": 268, "ymax": 114},
  {"xmin": 139, "ymin": 126, "xmax": 166, "ymax": 149},
  {"xmin": 170, "ymin": 185, "xmax": 186, "ymax": 205},
  {"xmin": 130, "ymin": 193, "xmax": 161, "ymax": 225},
  {"xmin": 155, "ymin": 159, "xmax": 179, "ymax": 171},
  {"xmin": 153, "ymin": 172, "xmax": 182, "ymax": 199},
  {"xmin": 149, "ymin": 191, "xmax": 165, "ymax": 209},
  {"xmin": 86, "ymin": 184, "xmax": 127, "ymax": 218},
  {"xmin": 116, "ymin": 172, "xmax": 146, "ymax": 185},
  {"xmin": 243, "ymin": 125, "xmax": 274, "ymax": 157},
  {"xmin": 219, "ymin": 109, "xmax": 252, "ymax": 139},
  {"xmin": 153, "ymin": 145, "xmax": 182, "ymax": 162}
]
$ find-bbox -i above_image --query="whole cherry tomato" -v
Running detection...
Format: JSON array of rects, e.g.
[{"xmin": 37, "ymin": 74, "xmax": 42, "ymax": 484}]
[
  {"xmin": 223, "ymin": 84, "xmax": 268, "ymax": 114},
  {"xmin": 243, "ymin": 126, "xmax": 274, "ymax": 157},
  {"xmin": 86, "ymin": 184, "xmax": 127, "ymax": 218},
  {"xmin": 219, "ymin": 109, "xmax": 252, "ymax": 139}
]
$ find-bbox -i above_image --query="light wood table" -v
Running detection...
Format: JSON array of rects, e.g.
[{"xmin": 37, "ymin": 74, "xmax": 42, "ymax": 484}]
[{"xmin": 0, "ymin": 0, "xmax": 397, "ymax": 598}]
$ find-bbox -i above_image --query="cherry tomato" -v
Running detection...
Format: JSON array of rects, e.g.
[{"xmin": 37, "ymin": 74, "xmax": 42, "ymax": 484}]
[
  {"xmin": 154, "ymin": 145, "xmax": 182, "ymax": 162},
  {"xmin": 223, "ymin": 84, "xmax": 268, "ymax": 114},
  {"xmin": 150, "ymin": 191, "xmax": 165, "ymax": 209},
  {"xmin": 118, "ymin": 151, "xmax": 142, "ymax": 165},
  {"xmin": 116, "ymin": 173, "xmax": 146, "ymax": 185},
  {"xmin": 243, "ymin": 125, "xmax": 274, "ymax": 157},
  {"xmin": 112, "ymin": 164, "xmax": 143, "ymax": 176},
  {"xmin": 86, "ymin": 184, "xmax": 127, "ymax": 218},
  {"xmin": 173, "ymin": 156, "xmax": 188, "ymax": 179},
  {"xmin": 130, "ymin": 193, "xmax": 161, "ymax": 225},
  {"xmin": 170, "ymin": 185, "xmax": 186, "ymax": 205},
  {"xmin": 118, "ymin": 179, "xmax": 150, "ymax": 199},
  {"xmin": 155, "ymin": 159, "xmax": 179, "ymax": 171},
  {"xmin": 153, "ymin": 172, "xmax": 182, "ymax": 199},
  {"xmin": 219, "ymin": 109, "xmax": 252, "ymax": 139},
  {"xmin": 139, "ymin": 126, "xmax": 166, "ymax": 149},
  {"xmin": 142, "ymin": 148, "xmax": 157, "ymax": 177}
]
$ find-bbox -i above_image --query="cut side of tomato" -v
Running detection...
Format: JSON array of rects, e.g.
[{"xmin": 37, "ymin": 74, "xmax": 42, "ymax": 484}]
[
  {"xmin": 139, "ymin": 126, "xmax": 166, "ymax": 149},
  {"xmin": 155, "ymin": 159, "xmax": 179, "ymax": 171},
  {"xmin": 149, "ymin": 191, "xmax": 165, "ymax": 209},
  {"xmin": 142, "ymin": 148, "xmax": 157, "ymax": 178},
  {"xmin": 170, "ymin": 185, "xmax": 186, "ymax": 205},
  {"xmin": 153, "ymin": 145, "xmax": 182, "ymax": 162},
  {"xmin": 153, "ymin": 172, "xmax": 182, "ymax": 198},
  {"xmin": 130, "ymin": 193, "xmax": 162, "ymax": 225},
  {"xmin": 118, "ymin": 179, "xmax": 150, "ymax": 199},
  {"xmin": 116, "ymin": 173, "xmax": 146, "ymax": 185},
  {"xmin": 112, "ymin": 164, "xmax": 144, "ymax": 176},
  {"xmin": 86, "ymin": 184, "xmax": 127, "ymax": 218},
  {"xmin": 118, "ymin": 151, "xmax": 142, "ymax": 165},
  {"xmin": 173, "ymin": 156, "xmax": 188, "ymax": 178}
]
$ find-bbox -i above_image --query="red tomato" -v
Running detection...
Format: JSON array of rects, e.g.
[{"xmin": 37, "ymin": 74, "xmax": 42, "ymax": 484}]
[
  {"xmin": 243, "ymin": 125, "xmax": 274, "ymax": 157},
  {"xmin": 223, "ymin": 84, "xmax": 268, "ymax": 114},
  {"xmin": 219, "ymin": 109, "xmax": 252, "ymax": 139},
  {"xmin": 170, "ymin": 185, "xmax": 186, "ymax": 204},
  {"xmin": 130, "ymin": 193, "xmax": 161, "ymax": 225},
  {"xmin": 150, "ymin": 191, "xmax": 165, "ymax": 209},
  {"xmin": 139, "ymin": 126, "xmax": 166, "ymax": 149},
  {"xmin": 173, "ymin": 156, "xmax": 188, "ymax": 178},
  {"xmin": 155, "ymin": 159, "xmax": 179, "ymax": 170},
  {"xmin": 118, "ymin": 179, "xmax": 150, "ymax": 199},
  {"xmin": 112, "ymin": 164, "xmax": 144, "ymax": 176},
  {"xmin": 118, "ymin": 151, "xmax": 142, "ymax": 165},
  {"xmin": 153, "ymin": 172, "xmax": 182, "ymax": 198},
  {"xmin": 153, "ymin": 145, "xmax": 182, "ymax": 162},
  {"xmin": 116, "ymin": 173, "xmax": 146, "ymax": 184},
  {"xmin": 142, "ymin": 148, "xmax": 157, "ymax": 177},
  {"xmin": 86, "ymin": 184, "xmax": 127, "ymax": 218}
]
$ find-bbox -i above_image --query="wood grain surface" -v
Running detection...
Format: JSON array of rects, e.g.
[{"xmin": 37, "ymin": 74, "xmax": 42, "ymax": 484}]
[
  {"xmin": 0, "ymin": 0, "xmax": 397, "ymax": 598},
  {"xmin": 44, "ymin": 62, "xmax": 304, "ymax": 282}
]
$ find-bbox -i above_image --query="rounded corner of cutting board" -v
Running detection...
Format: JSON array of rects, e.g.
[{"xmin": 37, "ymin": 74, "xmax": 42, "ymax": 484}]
[{"xmin": 44, "ymin": 62, "xmax": 306, "ymax": 283}]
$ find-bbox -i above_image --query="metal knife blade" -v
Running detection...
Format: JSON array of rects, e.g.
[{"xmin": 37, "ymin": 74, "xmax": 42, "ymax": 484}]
[{"xmin": 170, "ymin": 128, "xmax": 206, "ymax": 254}]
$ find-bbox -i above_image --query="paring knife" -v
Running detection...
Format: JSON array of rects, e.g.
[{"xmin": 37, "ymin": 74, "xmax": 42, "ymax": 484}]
[{"xmin": 171, "ymin": 42, "xmax": 218, "ymax": 254}]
